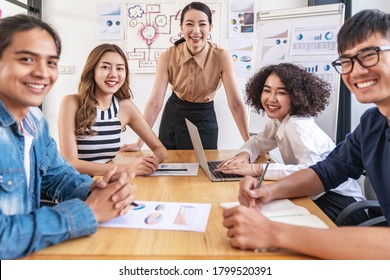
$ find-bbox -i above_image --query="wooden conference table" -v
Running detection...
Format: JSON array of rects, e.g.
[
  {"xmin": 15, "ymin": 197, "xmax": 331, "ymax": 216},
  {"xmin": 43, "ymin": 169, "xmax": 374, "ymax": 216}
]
[{"xmin": 23, "ymin": 150, "xmax": 335, "ymax": 260}]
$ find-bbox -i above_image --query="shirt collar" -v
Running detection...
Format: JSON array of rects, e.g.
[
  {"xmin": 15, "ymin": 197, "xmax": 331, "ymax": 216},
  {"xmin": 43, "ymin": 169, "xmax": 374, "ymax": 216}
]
[
  {"xmin": 0, "ymin": 100, "xmax": 38, "ymax": 135},
  {"xmin": 22, "ymin": 109, "xmax": 38, "ymax": 136},
  {"xmin": 275, "ymin": 114, "xmax": 291, "ymax": 141},
  {"xmin": 0, "ymin": 99, "xmax": 16, "ymax": 127},
  {"xmin": 179, "ymin": 41, "xmax": 210, "ymax": 69}
]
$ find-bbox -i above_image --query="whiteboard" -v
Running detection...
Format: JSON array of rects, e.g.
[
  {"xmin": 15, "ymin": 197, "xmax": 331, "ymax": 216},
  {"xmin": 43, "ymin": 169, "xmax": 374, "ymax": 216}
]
[
  {"xmin": 251, "ymin": 3, "xmax": 345, "ymax": 142},
  {"xmin": 125, "ymin": 1, "xmax": 222, "ymax": 73}
]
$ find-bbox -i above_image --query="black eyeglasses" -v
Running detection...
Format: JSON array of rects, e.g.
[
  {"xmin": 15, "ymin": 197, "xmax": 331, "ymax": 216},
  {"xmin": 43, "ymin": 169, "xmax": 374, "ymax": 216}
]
[{"xmin": 331, "ymin": 45, "xmax": 390, "ymax": 75}]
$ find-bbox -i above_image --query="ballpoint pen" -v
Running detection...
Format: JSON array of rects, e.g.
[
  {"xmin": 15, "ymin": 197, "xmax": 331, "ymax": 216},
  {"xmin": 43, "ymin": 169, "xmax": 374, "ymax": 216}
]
[
  {"xmin": 156, "ymin": 168, "xmax": 188, "ymax": 171},
  {"xmin": 256, "ymin": 159, "xmax": 271, "ymax": 189},
  {"xmin": 130, "ymin": 202, "xmax": 145, "ymax": 210}
]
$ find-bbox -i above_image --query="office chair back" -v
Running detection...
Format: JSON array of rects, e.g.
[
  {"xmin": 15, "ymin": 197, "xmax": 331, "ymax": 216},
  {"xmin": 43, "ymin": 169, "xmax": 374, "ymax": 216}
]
[{"xmin": 335, "ymin": 176, "xmax": 387, "ymax": 227}]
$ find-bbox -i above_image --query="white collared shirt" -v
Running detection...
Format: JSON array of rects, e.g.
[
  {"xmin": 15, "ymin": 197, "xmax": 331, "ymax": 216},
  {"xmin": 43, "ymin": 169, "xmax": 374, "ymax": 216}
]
[{"xmin": 239, "ymin": 114, "xmax": 364, "ymax": 201}]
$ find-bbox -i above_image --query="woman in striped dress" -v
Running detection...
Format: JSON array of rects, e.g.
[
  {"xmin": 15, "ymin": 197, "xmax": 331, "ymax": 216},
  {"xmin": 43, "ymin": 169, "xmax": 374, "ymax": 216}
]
[{"xmin": 58, "ymin": 44, "xmax": 167, "ymax": 176}]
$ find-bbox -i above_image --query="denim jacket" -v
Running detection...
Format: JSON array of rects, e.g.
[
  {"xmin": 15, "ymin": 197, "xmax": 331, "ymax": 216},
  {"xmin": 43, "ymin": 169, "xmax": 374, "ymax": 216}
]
[{"xmin": 0, "ymin": 101, "xmax": 97, "ymax": 259}]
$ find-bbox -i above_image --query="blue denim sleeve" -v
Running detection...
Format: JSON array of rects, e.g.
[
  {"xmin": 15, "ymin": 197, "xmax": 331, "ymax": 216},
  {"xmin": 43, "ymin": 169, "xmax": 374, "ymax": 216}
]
[
  {"xmin": 38, "ymin": 129, "xmax": 93, "ymax": 202},
  {"xmin": 0, "ymin": 198, "xmax": 97, "ymax": 260}
]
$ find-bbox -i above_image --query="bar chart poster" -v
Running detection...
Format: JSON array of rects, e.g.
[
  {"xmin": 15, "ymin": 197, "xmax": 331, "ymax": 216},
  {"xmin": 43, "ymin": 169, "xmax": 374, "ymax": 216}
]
[
  {"xmin": 257, "ymin": 24, "xmax": 290, "ymax": 62},
  {"xmin": 294, "ymin": 61, "xmax": 334, "ymax": 84},
  {"xmin": 290, "ymin": 25, "xmax": 338, "ymax": 56}
]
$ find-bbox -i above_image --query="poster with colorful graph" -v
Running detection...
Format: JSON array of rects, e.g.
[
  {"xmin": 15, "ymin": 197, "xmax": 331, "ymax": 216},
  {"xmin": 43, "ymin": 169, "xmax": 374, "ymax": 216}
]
[
  {"xmin": 257, "ymin": 23, "xmax": 290, "ymax": 62},
  {"xmin": 293, "ymin": 60, "xmax": 335, "ymax": 84},
  {"xmin": 100, "ymin": 201, "xmax": 212, "ymax": 232},
  {"xmin": 125, "ymin": 1, "xmax": 222, "ymax": 73},
  {"xmin": 290, "ymin": 25, "xmax": 339, "ymax": 55},
  {"xmin": 229, "ymin": 38, "xmax": 254, "ymax": 77},
  {"xmin": 228, "ymin": 0, "xmax": 255, "ymax": 38},
  {"xmin": 96, "ymin": 3, "xmax": 124, "ymax": 40}
]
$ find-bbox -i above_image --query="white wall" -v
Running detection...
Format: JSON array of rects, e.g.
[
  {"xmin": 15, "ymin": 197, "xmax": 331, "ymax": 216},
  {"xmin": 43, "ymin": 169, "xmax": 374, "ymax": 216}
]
[
  {"xmin": 41, "ymin": 0, "xmax": 307, "ymax": 150},
  {"xmin": 0, "ymin": 0, "xmax": 28, "ymax": 17},
  {"xmin": 349, "ymin": 0, "xmax": 390, "ymax": 130}
]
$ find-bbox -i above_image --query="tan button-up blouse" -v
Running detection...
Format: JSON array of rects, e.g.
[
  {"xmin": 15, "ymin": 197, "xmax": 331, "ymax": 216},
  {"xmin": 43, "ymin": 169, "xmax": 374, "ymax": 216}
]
[{"xmin": 163, "ymin": 41, "xmax": 223, "ymax": 103}]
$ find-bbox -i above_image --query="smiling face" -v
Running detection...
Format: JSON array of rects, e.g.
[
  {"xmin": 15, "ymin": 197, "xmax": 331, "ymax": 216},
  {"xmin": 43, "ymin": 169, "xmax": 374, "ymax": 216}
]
[
  {"xmin": 93, "ymin": 51, "xmax": 126, "ymax": 99},
  {"xmin": 341, "ymin": 33, "xmax": 390, "ymax": 115},
  {"xmin": 180, "ymin": 8, "xmax": 212, "ymax": 55},
  {"xmin": 0, "ymin": 28, "xmax": 59, "ymax": 122},
  {"xmin": 261, "ymin": 73, "xmax": 291, "ymax": 122}
]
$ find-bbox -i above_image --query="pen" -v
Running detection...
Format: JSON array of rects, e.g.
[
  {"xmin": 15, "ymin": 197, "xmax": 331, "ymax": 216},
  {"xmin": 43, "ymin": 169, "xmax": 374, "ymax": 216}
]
[
  {"xmin": 130, "ymin": 202, "xmax": 145, "ymax": 210},
  {"xmin": 156, "ymin": 168, "xmax": 188, "ymax": 171},
  {"xmin": 256, "ymin": 159, "xmax": 271, "ymax": 189},
  {"xmin": 254, "ymin": 247, "xmax": 282, "ymax": 253}
]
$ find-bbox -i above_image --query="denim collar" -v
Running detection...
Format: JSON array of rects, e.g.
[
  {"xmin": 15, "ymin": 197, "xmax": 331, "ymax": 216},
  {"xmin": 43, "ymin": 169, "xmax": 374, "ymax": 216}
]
[
  {"xmin": 0, "ymin": 99, "xmax": 17, "ymax": 127},
  {"xmin": 0, "ymin": 100, "xmax": 38, "ymax": 136}
]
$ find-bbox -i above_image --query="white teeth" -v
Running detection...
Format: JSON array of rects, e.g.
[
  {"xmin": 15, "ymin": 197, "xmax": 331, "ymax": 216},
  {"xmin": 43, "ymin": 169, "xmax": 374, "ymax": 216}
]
[
  {"xmin": 106, "ymin": 81, "xmax": 117, "ymax": 85},
  {"xmin": 356, "ymin": 80, "xmax": 376, "ymax": 88},
  {"xmin": 26, "ymin": 83, "xmax": 45, "ymax": 89}
]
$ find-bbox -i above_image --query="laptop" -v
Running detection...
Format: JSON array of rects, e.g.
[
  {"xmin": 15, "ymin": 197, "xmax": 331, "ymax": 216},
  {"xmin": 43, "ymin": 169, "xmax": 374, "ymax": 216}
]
[{"xmin": 185, "ymin": 118, "xmax": 244, "ymax": 182}]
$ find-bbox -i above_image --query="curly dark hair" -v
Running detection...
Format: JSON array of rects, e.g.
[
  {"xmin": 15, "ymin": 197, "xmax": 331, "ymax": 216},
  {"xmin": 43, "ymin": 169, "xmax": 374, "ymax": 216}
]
[{"xmin": 245, "ymin": 63, "xmax": 331, "ymax": 117}]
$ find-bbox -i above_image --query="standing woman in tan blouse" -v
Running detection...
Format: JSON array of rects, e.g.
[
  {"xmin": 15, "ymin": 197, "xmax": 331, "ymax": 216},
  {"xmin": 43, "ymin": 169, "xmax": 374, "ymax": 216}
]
[{"xmin": 125, "ymin": 2, "xmax": 249, "ymax": 150}]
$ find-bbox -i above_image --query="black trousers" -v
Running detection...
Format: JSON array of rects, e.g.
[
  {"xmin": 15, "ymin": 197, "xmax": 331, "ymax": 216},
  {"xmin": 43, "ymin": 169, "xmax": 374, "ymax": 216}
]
[
  {"xmin": 159, "ymin": 92, "xmax": 218, "ymax": 150},
  {"xmin": 314, "ymin": 191, "xmax": 369, "ymax": 225}
]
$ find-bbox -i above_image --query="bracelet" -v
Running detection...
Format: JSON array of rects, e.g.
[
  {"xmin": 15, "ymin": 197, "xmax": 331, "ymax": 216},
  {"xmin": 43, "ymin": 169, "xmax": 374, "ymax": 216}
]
[{"xmin": 251, "ymin": 163, "xmax": 261, "ymax": 177}]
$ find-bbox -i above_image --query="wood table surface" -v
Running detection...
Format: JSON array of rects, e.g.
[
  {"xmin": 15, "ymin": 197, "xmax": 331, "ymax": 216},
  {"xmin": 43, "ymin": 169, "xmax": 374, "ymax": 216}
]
[{"xmin": 22, "ymin": 150, "xmax": 335, "ymax": 260}]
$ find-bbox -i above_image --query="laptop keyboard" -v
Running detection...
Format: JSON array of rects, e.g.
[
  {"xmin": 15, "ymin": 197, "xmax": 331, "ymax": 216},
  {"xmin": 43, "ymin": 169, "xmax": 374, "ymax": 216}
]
[{"xmin": 207, "ymin": 161, "xmax": 244, "ymax": 179}]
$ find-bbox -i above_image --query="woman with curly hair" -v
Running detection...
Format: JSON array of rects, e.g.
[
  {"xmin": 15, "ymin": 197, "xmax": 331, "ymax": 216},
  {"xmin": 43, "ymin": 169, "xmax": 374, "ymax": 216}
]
[
  {"xmin": 216, "ymin": 63, "xmax": 366, "ymax": 223},
  {"xmin": 58, "ymin": 44, "xmax": 167, "ymax": 177}
]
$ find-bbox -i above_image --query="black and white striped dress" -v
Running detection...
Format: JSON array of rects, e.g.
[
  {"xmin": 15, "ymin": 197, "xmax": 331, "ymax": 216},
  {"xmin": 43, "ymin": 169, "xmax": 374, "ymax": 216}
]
[{"xmin": 77, "ymin": 96, "xmax": 122, "ymax": 163}]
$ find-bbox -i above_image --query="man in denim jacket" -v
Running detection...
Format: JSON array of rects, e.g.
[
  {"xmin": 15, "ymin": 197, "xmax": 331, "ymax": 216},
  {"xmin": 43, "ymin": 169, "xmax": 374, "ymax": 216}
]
[{"xmin": 0, "ymin": 15, "xmax": 137, "ymax": 259}]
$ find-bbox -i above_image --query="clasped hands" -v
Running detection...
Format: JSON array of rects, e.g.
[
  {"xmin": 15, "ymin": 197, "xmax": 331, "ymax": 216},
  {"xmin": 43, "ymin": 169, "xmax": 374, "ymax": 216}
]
[{"xmin": 86, "ymin": 166, "xmax": 137, "ymax": 223}]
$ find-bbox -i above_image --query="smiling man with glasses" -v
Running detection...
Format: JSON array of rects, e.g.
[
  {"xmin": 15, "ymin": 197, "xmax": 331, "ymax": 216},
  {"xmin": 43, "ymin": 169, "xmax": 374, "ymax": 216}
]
[
  {"xmin": 332, "ymin": 45, "xmax": 390, "ymax": 75},
  {"xmin": 222, "ymin": 9, "xmax": 390, "ymax": 259}
]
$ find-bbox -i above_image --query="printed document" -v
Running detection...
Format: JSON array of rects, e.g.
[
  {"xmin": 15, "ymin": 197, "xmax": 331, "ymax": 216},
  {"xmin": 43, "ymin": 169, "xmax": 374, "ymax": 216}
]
[
  {"xmin": 149, "ymin": 163, "xmax": 199, "ymax": 176},
  {"xmin": 100, "ymin": 201, "xmax": 211, "ymax": 232}
]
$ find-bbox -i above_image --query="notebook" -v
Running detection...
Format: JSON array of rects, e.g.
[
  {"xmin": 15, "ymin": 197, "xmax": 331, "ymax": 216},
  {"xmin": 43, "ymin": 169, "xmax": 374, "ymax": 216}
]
[
  {"xmin": 185, "ymin": 118, "xmax": 244, "ymax": 182},
  {"xmin": 220, "ymin": 199, "xmax": 328, "ymax": 229}
]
